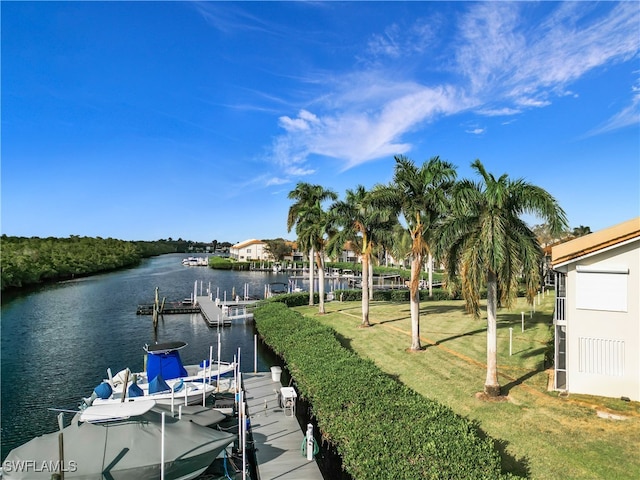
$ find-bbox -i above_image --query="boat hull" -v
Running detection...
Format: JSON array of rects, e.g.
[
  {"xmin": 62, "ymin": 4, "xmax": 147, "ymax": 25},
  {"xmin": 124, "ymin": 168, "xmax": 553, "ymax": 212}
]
[{"xmin": 2, "ymin": 410, "xmax": 235, "ymax": 479}]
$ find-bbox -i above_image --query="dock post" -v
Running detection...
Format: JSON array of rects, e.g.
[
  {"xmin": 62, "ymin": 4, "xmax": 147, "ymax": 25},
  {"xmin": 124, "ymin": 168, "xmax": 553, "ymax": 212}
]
[
  {"xmin": 209, "ymin": 345, "xmax": 213, "ymax": 385},
  {"xmin": 509, "ymin": 328, "xmax": 513, "ymax": 356},
  {"xmin": 306, "ymin": 424, "xmax": 314, "ymax": 460},
  {"xmin": 161, "ymin": 412, "xmax": 166, "ymax": 480},
  {"xmin": 254, "ymin": 334, "xmax": 258, "ymax": 373}
]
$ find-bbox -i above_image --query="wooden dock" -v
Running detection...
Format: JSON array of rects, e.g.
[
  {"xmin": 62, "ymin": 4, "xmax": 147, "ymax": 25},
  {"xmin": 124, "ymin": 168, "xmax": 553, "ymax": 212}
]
[
  {"xmin": 136, "ymin": 294, "xmax": 256, "ymax": 327},
  {"xmin": 197, "ymin": 295, "xmax": 256, "ymax": 327},
  {"xmin": 243, "ymin": 372, "xmax": 324, "ymax": 480}
]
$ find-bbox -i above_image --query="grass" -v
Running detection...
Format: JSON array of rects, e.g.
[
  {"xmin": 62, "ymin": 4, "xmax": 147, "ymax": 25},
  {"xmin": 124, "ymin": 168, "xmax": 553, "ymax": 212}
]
[{"xmin": 293, "ymin": 293, "xmax": 640, "ymax": 480}]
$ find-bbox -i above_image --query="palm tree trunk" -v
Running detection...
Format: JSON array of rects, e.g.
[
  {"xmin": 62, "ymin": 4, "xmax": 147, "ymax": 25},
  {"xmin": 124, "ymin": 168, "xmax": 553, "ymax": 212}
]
[
  {"xmin": 409, "ymin": 254, "xmax": 422, "ymax": 351},
  {"xmin": 361, "ymin": 253, "xmax": 370, "ymax": 326},
  {"xmin": 428, "ymin": 252, "xmax": 433, "ymax": 298},
  {"xmin": 369, "ymin": 260, "xmax": 373, "ymax": 301},
  {"xmin": 317, "ymin": 252, "xmax": 326, "ymax": 314},
  {"xmin": 308, "ymin": 246, "xmax": 315, "ymax": 306},
  {"xmin": 484, "ymin": 270, "xmax": 501, "ymax": 396}
]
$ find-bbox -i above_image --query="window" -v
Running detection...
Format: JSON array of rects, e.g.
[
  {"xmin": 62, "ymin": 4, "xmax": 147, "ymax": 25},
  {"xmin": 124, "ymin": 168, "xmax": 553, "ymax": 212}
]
[{"xmin": 575, "ymin": 265, "xmax": 628, "ymax": 312}]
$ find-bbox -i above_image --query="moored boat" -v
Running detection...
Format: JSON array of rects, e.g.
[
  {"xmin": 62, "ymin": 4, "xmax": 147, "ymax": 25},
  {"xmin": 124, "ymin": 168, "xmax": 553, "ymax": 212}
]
[
  {"xmin": 142, "ymin": 341, "xmax": 236, "ymax": 384},
  {"xmin": 1, "ymin": 400, "xmax": 236, "ymax": 479}
]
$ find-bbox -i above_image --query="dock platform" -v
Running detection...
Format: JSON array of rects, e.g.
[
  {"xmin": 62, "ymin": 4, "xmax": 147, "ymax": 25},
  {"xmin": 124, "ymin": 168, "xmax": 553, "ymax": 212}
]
[
  {"xmin": 243, "ymin": 372, "xmax": 324, "ymax": 480},
  {"xmin": 197, "ymin": 295, "xmax": 255, "ymax": 327}
]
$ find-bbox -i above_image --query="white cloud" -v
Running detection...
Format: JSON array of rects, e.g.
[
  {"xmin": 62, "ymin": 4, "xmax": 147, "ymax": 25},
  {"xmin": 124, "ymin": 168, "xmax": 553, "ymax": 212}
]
[
  {"xmin": 266, "ymin": 2, "xmax": 639, "ymax": 180},
  {"xmin": 269, "ymin": 79, "xmax": 467, "ymax": 173},
  {"xmin": 457, "ymin": 2, "xmax": 639, "ymax": 108},
  {"xmin": 265, "ymin": 176, "xmax": 290, "ymax": 186},
  {"xmin": 477, "ymin": 107, "xmax": 521, "ymax": 117},
  {"xmin": 587, "ymin": 84, "xmax": 640, "ymax": 136}
]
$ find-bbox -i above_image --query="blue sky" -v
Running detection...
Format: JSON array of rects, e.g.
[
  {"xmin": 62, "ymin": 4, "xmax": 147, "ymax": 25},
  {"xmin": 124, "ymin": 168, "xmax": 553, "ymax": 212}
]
[{"xmin": 2, "ymin": 1, "xmax": 639, "ymax": 243}]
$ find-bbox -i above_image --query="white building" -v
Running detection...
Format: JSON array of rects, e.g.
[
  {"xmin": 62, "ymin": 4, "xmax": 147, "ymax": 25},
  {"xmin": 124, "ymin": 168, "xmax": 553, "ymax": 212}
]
[
  {"xmin": 230, "ymin": 239, "xmax": 270, "ymax": 262},
  {"xmin": 551, "ymin": 217, "xmax": 640, "ymax": 401}
]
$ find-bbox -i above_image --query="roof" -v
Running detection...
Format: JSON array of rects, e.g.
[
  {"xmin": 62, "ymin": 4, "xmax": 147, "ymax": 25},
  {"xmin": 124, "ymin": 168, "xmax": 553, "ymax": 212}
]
[
  {"xmin": 232, "ymin": 239, "xmax": 266, "ymax": 249},
  {"xmin": 551, "ymin": 217, "xmax": 640, "ymax": 267}
]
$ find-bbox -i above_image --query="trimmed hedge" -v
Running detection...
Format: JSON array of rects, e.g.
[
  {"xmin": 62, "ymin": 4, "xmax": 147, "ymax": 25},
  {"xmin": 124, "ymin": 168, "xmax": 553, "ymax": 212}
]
[
  {"xmin": 254, "ymin": 302, "xmax": 520, "ymax": 480},
  {"xmin": 334, "ymin": 288, "xmax": 459, "ymax": 302}
]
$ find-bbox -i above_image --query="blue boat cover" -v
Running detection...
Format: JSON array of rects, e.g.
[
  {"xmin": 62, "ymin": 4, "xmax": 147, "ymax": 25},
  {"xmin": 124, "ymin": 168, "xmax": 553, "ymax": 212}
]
[
  {"xmin": 94, "ymin": 382, "xmax": 113, "ymax": 399},
  {"xmin": 149, "ymin": 374, "xmax": 170, "ymax": 394},
  {"xmin": 146, "ymin": 350, "xmax": 188, "ymax": 382},
  {"xmin": 128, "ymin": 382, "xmax": 144, "ymax": 398}
]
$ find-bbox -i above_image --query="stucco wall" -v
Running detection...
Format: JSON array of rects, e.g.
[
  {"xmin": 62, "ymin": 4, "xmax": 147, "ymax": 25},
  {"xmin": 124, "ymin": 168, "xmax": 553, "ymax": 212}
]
[{"xmin": 565, "ymin": 239, "xmax": 639, "ymax": 401}]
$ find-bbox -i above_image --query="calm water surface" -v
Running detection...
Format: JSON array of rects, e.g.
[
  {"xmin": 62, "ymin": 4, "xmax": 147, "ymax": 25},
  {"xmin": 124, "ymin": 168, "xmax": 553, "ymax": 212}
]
[{"xmin": 0, "ymin": 253, "xmax": 300, "ymax": 460}]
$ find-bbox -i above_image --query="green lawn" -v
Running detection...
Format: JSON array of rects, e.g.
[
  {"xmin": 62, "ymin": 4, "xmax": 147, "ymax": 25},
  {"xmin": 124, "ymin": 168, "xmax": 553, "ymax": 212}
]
[{"xmin": 293, "ymin": 293, "xmax": 640, "ymax": 480}]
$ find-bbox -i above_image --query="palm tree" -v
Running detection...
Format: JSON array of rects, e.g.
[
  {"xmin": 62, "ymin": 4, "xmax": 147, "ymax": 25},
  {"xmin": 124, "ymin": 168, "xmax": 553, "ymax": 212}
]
[
  {"xmin": 375, "ymin": 156, "xmax": 457, "ymax": 351},
  {"xmin": 437, "ymin": 159, "xmax": 567, "ymax": 396},
  {"xmin": 287, "ymin": 183, "xmax": 337, "ymax": 311},
  {"xmin": 571, "ymin": 225, "xmax": 592, "ymax": 238},
  {"xmin": 388, "ymin": 224, "xmax": 412, "ymax": 269},
  {"xmin": 328, "ymin": 185, "xmax": 397, "ymax": 327}
]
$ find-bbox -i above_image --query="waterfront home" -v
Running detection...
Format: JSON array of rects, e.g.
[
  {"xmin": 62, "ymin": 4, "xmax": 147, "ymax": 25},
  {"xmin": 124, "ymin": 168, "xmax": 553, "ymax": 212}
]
[
  {"xmin": 230, "ymin": 239, "xmax": 271, "ymax": 261},
  {"xmin": 551, "ymin": 217, "xmax": 640, "ymax": 401}
]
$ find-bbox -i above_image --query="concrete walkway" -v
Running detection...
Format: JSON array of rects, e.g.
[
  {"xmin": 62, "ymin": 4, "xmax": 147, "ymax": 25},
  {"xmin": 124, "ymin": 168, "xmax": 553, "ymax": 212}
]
[{"xmin": 243, "ymin": 372, "xmax": 324, "ymax": 480}]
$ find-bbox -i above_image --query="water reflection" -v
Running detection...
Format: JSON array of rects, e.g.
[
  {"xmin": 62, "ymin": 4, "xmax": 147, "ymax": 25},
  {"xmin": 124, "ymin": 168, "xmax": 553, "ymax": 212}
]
[{"xmin": 0, "ymin": 253, "xmax": 288, "ymax": 460}]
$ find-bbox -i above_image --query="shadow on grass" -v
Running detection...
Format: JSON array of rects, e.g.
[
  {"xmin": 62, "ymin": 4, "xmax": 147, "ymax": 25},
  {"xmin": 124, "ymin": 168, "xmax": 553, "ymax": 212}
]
[
  {"xmin": 518, "ymin": 346, "xmax": 547, "ymax": 359},
  {"xmin": 434, "ymin": 327, "xmax": 486, "ymax": 345},
  {"xmin": 334, "ymin": 331, "xmax": 354, "ymax": 352},
  {"xmin": 377, "ymin": 316, "xmax": 411, "ymax": 325},
  {"xmin": 494, "ymin": 437, "xmax": 531, "ymax": 478},
  {"xmin": 498, "ymin": 309, "xmax": 553, "ymax": 327},
  {"xmin": 501, "ymin": 367, "xmax": 545, "ymax": 396},
  {"xmin": 330, "ymin": 314, "xmax": 531, "ymax": 478}
]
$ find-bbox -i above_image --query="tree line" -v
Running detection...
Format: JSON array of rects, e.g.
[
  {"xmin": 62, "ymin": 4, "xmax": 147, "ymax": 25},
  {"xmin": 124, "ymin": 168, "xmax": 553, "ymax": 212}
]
[
  {"xmin": 1, "ymin": 236, "xmax": 187, "ymax": 292},
  {"xmin": 287, "ymin": 155, "xmax": 571, "ymax": 398}
]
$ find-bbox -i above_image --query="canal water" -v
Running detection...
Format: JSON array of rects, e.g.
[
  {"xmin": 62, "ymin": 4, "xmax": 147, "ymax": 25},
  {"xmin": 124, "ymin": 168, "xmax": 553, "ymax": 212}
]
[{"xmin": 0, "ymin": 253, "xmax": 321, "ymax": 460}]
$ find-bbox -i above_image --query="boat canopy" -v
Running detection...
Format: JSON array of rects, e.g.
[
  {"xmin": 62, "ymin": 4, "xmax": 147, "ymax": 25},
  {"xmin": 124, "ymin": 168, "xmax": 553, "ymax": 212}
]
[
  {"xmin": 144, "ymin": 340, "xmax": 187, "ymax": 354},
  {"xmin": 146, "ymin": 349, "xmax": 188, "ymax": 382}
]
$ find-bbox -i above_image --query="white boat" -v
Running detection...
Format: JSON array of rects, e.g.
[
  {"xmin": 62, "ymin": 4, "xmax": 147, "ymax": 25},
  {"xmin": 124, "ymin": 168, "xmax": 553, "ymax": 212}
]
[
  {"xmin": 85, "ymin": 372, "xmax": 215, "ymax": 407},
  {"xmin": 2, "ymin": 400, "xmax": 236, "ymax": 480},
  {"xmin": 182, "ymin": 256, "xmax": 208, "ymax": 266},
  {"xmin": 83, "ymin": 341, "xmax": 235, "ymax": 408},
  {"xmin": 141, "ymin": 341, "xmax": 236, "ymax": 384}
]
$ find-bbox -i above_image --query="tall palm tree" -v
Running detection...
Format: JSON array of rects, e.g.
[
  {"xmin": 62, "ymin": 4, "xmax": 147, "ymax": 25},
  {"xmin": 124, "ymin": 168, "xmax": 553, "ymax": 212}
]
[
  {"xmin": 375, "ymin": 156, "xmax": 457, "ymax": 351},
  {"xmin": 437, "ymin": 159, "xmax": 567, "ymax": 396},
  {"xmin": 287, "ymin": 183, "xmax": 337, "ymax": 310},
  {"xmin": 328, "ymin": 185, "xmax": 397, "ymax": 327}
]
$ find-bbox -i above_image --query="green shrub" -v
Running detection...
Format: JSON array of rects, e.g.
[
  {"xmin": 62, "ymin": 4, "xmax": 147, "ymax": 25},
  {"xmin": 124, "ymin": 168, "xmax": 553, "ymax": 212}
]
[{"xmin": 254, "ymin": 302, "xmax": 517, "ymax": 480}]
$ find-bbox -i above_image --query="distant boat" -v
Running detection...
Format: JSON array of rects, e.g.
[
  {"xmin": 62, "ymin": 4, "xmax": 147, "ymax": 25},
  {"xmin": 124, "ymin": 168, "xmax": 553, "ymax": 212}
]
[
  {"xmin": 182, "ymin": 256, "xmax": 209, "ymax": 266},
  {"xmin": 266, "ymin": 282, "xmax": 288, "ymax": 297},
  {"xmin": 272, "ymin": 262, "xmax": 282, "ymax": 273},
  {"xmin": 1, "ymin": 400, "xmax": 235, "ymax": 480}
]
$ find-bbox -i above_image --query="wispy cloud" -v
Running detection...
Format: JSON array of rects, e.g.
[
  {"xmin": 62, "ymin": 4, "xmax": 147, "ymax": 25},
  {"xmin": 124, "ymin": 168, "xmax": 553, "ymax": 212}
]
[
  {"xmin": 586, "ymin": 80, "xmax": 640, "ymax": 136},
  {"xmin": 265, "ymin": 2, "xmax": 639, "ymax": 182},
  {"xmin": 271, "ymin": 80, "xmax": 468, "ymax": 173},
  {"xmin": 457, "ymin": 2, "xmax": 639, "ymax": 106}
]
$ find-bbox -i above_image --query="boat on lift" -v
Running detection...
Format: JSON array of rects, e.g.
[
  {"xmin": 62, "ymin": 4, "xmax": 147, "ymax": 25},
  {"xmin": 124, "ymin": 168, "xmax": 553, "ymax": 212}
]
[{"xmin": 1, "ymin": 400, "xmax": 235, "ymax": 480}]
